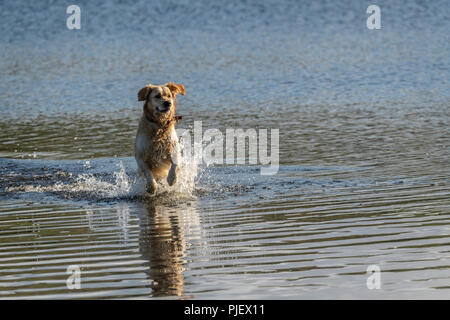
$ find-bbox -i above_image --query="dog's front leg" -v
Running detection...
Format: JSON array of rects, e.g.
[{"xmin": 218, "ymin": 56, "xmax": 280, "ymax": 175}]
[
  {"xmin": 167, "ymin": 144, "xmax": 181, "ymax": 186},
  {"xmin": 167, "ymin": 163, "xmax": 179, "ymax": 186},
  {"xmin": 146, "ymin": 173, "xmax": 157, "ymax": 195},
  {"xmin": 137, "ymin": 157, "xmax": 157, "ymax": 195}
]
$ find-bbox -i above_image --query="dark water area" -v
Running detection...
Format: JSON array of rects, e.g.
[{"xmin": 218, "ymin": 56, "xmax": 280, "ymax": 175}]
[{"xmin": 0, "ymin": 0, "xmax": 449, "ymax": 299}]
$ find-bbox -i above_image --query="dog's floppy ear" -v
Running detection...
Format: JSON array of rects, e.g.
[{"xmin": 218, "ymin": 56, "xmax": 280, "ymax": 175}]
[
  {"xmin": 138, "ymin": 84, "xmax": 155, "ymax": 101},
  {"xmin": 166, "ymin": 82, "xmax": 185, "ymax": 97}
]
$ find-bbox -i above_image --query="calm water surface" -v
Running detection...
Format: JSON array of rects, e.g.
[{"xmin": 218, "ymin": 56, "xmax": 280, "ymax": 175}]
[{"xmin": 0, "ymin": 0, "xmax": 449, "ymax": 299}]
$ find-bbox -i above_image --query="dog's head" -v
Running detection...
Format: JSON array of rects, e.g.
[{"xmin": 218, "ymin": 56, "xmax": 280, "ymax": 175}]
[{"xmin": 138, "ymin": 83, "xmax": 185, "ymax": 122}]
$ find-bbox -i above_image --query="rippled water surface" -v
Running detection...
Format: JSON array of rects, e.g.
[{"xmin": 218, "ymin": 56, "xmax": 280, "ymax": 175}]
[{"xmin": 0, "ymin": 0, "xmax": 449, "ymax": 299}]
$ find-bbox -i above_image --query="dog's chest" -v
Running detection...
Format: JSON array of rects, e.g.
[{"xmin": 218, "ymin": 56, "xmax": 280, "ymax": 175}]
[{"xmin": 137, "ymin": 128, "xmax": 177, "ymax": 167}]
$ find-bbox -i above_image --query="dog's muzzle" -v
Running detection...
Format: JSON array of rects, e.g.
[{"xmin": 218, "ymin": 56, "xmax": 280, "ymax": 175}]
[{"xmin": 158, "ymin": 102, "xmax": 171, "ymax": 113}]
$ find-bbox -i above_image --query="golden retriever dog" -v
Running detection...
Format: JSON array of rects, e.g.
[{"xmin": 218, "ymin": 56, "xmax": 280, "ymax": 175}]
[{"xmin": 135, "ymin": 82, "xmax": 185, "ymax": 194}]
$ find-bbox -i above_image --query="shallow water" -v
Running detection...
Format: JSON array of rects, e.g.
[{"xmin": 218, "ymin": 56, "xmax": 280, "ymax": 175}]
[{"xmin": 0, "ymin": 0, "xmax": 449, "ymax": 299}]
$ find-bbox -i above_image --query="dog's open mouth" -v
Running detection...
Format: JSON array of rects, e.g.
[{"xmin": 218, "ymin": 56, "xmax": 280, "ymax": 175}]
[{"xmin": 157, "ymin": 107, "xmax": 170, "ymax": 113}]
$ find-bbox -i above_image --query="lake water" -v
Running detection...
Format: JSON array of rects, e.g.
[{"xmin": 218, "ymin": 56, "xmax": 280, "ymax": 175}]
[{"xmin": 0, "ymin": 0, "xmax": 449, "ymax": 299}]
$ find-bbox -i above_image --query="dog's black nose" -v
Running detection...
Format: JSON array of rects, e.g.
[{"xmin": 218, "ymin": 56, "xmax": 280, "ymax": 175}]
[{"xmin": 163, "ymin": 101, "xmax": 171, "ymax": 108}]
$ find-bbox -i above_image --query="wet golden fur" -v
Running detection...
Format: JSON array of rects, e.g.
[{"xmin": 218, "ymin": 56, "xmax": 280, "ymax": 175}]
[{"xmin": 135, "ymin": 82, "xmax": 185, "ymax": 194}]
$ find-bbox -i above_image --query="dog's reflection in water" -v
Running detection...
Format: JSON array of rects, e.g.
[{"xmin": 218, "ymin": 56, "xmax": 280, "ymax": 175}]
[{"xmin": 137, "ymin": 199, "xmax": 200, "ymax": 297}]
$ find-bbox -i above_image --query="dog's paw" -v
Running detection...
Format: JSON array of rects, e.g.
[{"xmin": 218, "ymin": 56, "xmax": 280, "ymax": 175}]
[
  {"xmin": 167, "ymin": 166, "xmax": 179, "ymax": 186},
  {"xmin": 167, "ymin": 172, "xmax": 177, "ymax": 186},
  {"xmin": 146, "ymin": 180, "xmax": 157, "ymax": 195}
]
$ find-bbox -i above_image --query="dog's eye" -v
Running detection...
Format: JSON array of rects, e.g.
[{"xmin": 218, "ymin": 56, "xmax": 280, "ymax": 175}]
[{"xmin": 154, "ymin": 94, "xmax": 161, "ymax": 99}]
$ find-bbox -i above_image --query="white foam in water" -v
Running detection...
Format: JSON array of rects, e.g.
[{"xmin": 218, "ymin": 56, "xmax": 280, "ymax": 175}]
[
  {"xmin": 6, "ymin": 161, "xmax": 132, "ymax": 199},
  {"xmin": 6, "ymin": 153, "xmax": 199, "ymax": 201},
  {"xmin": 153, "ymin": 151, "xmax": 199, "ymax": 197}
]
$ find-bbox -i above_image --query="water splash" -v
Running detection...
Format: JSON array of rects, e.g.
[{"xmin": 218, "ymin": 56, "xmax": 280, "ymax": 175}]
[
  {"xmin": 4, "ymin": 154, "xmax": 199, "ymax": 202},
  {"xmin": 157, "ymin": 150, "xmax": 199, "ymax": 197}
]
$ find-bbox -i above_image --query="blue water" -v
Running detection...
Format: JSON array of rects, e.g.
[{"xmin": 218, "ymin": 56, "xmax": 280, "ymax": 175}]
[
  {"xmin": 1, "ymin": 0, "xmax": 449, "ymax": 120},
  {"xmin": 0, "ymin": 0, "xmax": 449, "ymax": 299}
]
